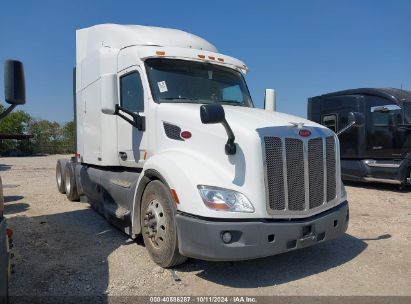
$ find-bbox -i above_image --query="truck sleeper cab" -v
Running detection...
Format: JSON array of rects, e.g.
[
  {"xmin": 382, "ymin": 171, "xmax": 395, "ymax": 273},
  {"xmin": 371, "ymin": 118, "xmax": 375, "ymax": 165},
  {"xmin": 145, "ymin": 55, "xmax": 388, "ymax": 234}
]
[
  {"xmin": 56, "ymin": 24, "xmax": 349, "ymax": 267},
  {"xmin": 308, "ymin": 88, "xmax": 411, "ymax": 186}
]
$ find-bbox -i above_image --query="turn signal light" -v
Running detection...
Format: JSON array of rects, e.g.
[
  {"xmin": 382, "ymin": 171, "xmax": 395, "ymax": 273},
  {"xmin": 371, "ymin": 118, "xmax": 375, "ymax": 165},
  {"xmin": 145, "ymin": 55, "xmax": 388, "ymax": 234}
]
[
  {"xmin": 156, "ymin": 51, "xmax": 166, "ymax": 56},
  {"xmin": 170, "ymin": 189, "xmax": 180, "ymax": 204}
]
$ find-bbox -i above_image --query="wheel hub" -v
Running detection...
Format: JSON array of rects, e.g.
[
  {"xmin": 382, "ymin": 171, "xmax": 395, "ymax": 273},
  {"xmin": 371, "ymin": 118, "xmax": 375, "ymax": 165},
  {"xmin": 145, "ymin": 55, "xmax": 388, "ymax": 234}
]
[{"xmin": 144, "ymin": 199, "xmax": 166, "ymax": 247}]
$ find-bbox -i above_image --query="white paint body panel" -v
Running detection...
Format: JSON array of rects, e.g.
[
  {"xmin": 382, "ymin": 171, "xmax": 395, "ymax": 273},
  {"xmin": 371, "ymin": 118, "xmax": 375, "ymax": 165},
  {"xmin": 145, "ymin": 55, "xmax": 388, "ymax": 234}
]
[
  {"xmin": 76, "ymin": 24, "xmax": 217, "ymax": 64},
  {"xmin": 139, "ymin": 103, "xmax": 340, "ymax": 219}
]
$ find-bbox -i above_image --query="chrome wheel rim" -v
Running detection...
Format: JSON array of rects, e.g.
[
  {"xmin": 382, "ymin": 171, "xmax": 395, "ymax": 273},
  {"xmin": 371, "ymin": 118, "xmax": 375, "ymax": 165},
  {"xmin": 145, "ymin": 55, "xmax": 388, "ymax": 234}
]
[{"xmin": 56, "ymin": 165, "xmax": 62, "ymax": 188}]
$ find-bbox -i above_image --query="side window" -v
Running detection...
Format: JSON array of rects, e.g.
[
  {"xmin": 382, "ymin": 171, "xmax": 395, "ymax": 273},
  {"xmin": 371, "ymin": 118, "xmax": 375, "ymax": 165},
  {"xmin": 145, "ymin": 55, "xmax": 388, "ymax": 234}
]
[
  {"xmin": 322, "ymin": 114, "xmax": 337, "ymax": 132},
  {"xmin": 369, "ymin": 99, "xmax": 401, "ymax": 127},
  {"xmin": 120, "ymin": 72, "xmax": 144, "ymax": 112}
]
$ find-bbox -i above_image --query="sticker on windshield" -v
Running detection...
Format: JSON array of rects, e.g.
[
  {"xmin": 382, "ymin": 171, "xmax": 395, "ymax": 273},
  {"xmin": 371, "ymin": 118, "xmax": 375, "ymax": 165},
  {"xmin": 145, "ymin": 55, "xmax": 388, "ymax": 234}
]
[{"xmin": 157, "ymin": 81, "xmax": 168, "ymax": 93}]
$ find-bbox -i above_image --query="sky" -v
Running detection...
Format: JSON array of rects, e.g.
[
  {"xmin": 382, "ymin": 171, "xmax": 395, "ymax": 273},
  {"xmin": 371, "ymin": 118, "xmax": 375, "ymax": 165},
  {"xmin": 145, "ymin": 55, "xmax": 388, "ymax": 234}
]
[{"xmin": 0, "ymin": 0, "xmax": 410, "ymax": 123}]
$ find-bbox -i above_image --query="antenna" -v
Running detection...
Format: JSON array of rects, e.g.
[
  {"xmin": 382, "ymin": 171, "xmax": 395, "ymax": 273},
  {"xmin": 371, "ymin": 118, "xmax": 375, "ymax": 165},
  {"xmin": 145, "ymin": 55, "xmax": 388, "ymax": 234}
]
[{"xmin": 401, "ymin": 84, "xmax": 404, "ymax": 100}]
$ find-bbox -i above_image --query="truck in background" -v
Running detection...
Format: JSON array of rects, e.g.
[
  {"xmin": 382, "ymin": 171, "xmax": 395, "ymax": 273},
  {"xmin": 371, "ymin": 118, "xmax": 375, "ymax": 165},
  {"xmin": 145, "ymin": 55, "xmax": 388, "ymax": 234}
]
[
  {"xmin": 308, "ymin": 88, "xmax": 411, "ymax": 186},
  {"xmin": 56, "ymin": 24, "xmax": 352, "ymax": 267},
  {"xmin": 0, "ymin": 60, "xmax": 26, "ymax": 303}
]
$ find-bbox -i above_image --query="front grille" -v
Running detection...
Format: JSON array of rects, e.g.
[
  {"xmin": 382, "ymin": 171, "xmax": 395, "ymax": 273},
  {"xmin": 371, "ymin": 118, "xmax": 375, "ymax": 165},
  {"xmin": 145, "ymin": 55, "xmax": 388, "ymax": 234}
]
[
  {"xmin": 264, "ymin": 134, "xmax": 337, "ymax": 214},
  {"xmin": 285, "ymin": 138, "xmax": 305, "ymax": 211}
]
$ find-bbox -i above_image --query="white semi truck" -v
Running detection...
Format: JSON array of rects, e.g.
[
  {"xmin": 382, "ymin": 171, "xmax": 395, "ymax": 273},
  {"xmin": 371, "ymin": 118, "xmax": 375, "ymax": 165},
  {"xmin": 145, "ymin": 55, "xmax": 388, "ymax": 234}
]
[{"xmin": 56, "ymin": 24, "xmax": 350, "ymax": 267}]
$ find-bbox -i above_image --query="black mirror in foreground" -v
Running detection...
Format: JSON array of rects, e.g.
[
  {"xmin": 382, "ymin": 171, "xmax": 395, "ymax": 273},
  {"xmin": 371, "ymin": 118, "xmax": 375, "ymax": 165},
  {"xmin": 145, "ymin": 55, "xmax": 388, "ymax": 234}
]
[
  {"xmin": 1, "ymin": 60, "xmax": 26, "ymax": 120},
  {"xmin": 337, "ymin": 111, "xmax": 365, "ymax": 136},
  {"xmin": 200, "ymin": 104, "xmax": 236, "ymax": 155},
  {"xmin": 4, "ymin": 60, "xmax": 25, "ymax": 105}
]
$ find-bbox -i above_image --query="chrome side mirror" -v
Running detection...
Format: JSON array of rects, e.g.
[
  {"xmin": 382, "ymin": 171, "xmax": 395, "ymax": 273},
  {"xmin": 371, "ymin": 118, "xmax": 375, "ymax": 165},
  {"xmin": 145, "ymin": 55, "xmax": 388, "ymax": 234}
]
[{"xmin": 337, "ymin": 112, "xmax": 365, "ymax": 136}]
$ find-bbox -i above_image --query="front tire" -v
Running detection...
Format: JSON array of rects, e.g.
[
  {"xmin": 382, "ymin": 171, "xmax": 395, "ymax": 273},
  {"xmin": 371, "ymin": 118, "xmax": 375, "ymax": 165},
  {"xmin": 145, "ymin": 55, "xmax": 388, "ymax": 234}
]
[{"xmin": 141, "ymin": 180, "xmax": 187, "ymax": 268}]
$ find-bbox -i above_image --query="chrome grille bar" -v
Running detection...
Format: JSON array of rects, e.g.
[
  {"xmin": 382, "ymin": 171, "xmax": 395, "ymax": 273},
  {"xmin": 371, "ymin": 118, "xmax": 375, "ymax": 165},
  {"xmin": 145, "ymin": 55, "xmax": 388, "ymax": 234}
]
[
  {"xmin": 285, "ymin": 138, "xmax": 305, "ymax": 211},
  {"xmin": 264, "ymin": 137, "xmax": 285, "ymax": 210},
  {"xmin": 326, "ymin": 136, "xmax": 337, "ymax": 201},
  {"xmin": 308, "ymin": 137, "xmax": 324, "ymax": 209}
]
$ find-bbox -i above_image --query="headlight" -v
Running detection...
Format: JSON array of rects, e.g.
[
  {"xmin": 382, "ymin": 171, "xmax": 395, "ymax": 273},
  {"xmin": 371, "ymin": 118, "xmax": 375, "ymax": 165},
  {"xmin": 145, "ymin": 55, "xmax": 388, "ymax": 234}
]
[
  {"xmin": 197, "ymin": 185, "xmax": 254, "ymax": 213},
  {"xmin": 341, "ymin": 182, "xmax": 347, "ymax": 199}
]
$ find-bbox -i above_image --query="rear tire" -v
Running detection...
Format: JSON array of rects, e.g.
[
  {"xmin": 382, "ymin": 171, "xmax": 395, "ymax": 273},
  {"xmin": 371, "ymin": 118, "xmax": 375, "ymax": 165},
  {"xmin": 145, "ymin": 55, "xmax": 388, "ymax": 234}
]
[
  {"xmin": 64, "ymin": 162, "xmax": 79, "ymax": 201},
  {"xmin": 141, "ymin": 180, "xmax": 187, "ymax": 268},
  {"xmin": 56, "ymin": 159, "xmax": 68, "ymax": 194}
]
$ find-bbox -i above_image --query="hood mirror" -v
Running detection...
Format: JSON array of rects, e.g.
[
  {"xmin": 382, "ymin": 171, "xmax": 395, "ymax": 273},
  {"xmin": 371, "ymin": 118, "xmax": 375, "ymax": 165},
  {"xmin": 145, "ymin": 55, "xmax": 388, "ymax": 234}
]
[
  {"xmin": 4, "ymin": 60, "xmax": 25, "ymax": 105},
  {"xmin": 200, "ymin": 104, "xmax": 236, "ymax": 155},
  {"xmin": 1, "ymin": 60, "xmax": 26, "ymax": 120}
]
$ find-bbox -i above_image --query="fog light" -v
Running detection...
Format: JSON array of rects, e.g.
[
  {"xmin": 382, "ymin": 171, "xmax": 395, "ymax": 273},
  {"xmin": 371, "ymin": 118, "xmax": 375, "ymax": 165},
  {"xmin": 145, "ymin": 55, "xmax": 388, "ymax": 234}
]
[{"xmin": 222, "ymin": 231, "xmax": 232, "ymax": 244}]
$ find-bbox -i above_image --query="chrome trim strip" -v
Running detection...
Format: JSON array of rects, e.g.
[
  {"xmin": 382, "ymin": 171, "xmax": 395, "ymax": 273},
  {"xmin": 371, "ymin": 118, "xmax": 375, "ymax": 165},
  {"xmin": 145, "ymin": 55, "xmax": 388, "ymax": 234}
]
[
  {"xmin": 334, "ymin": 135, "xmax": 340, "ymax": 205},
  {"xmin": 322, "ymin": 137, "xmax": 327, "ymax": 206},
  {"xmin": 363, "ymin": 177, "xmax": 402, "ymax": 184},
  {"xmin": 364, "ymin": 160, "xmax": 401, "ymax": 168},
  {"xmin": 282, "ymin": 137, "xmax": 289, "ymax": 210},
  {"xmin": 303, "ymin": 140, "xmax": 310, "ymax": 211}
]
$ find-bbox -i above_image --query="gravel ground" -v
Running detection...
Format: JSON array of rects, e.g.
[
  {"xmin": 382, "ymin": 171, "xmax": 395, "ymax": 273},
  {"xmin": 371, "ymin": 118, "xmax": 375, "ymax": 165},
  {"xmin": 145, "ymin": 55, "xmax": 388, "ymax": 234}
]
[{"xmin": 1, "ymin": 154, "xmax": 410, "ymax": 296}]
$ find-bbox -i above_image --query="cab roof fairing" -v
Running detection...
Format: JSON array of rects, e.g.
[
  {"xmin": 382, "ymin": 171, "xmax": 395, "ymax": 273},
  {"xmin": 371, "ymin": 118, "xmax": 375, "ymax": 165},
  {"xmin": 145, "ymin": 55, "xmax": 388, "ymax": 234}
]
[{"xmin": 76, "ymin": 24, "xmax": 218, "ymax": 64}]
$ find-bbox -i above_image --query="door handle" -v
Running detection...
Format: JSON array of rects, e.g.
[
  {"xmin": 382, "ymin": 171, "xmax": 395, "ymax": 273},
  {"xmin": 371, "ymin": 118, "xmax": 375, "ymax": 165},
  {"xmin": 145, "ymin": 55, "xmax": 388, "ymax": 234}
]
[{"xmin": 119, "ymin": 152, "xmax": 127, "ymax": 161}]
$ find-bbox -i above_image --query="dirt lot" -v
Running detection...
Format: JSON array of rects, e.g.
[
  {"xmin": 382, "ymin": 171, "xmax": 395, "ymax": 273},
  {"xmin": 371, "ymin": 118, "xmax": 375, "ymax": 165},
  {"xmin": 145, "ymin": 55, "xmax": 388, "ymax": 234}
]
[{"xmin": 1, "ymin": 155, "xmax": 410, "ymax": 296}]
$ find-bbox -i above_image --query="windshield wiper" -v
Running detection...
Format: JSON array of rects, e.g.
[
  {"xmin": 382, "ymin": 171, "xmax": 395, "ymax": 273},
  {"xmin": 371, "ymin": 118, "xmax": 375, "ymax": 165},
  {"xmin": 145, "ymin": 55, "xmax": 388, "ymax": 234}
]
[{"xmin": 159, "ymin": 97, "xmax": 199, "ymax": 103}]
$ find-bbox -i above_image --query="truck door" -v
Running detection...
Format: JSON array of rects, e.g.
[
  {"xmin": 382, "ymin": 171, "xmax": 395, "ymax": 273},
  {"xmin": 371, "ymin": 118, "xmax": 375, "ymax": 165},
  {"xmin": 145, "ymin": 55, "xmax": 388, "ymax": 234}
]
[
  {"xmin": 366, "ymin": 96, "xmax": 405, "ymax": 158},
  {"xmin": 402, "ymin": 103, "xmax": 411, "ymax": 153},
  {"xmin": 117, "ymin": 67, "xmax": 147, "ymax": 167},
  {"xmin": 320, "ymin": 95, "xmax": 363, "ymax": 159}
]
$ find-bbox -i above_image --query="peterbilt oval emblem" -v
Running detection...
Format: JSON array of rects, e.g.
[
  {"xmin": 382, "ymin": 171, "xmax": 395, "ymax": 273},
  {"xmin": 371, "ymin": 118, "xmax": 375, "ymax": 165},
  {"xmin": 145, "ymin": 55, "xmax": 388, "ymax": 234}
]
[{"xmin": 299, "ymin": 129, "xmax": 311, "ymax": 137}]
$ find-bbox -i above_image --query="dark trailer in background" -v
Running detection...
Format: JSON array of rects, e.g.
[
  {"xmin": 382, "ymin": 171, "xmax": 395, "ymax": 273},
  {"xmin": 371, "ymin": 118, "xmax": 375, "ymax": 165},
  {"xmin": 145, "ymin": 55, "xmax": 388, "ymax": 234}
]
[{"xmin": 308, "ymin": 88, "xmax": 411, "ymax": 186}]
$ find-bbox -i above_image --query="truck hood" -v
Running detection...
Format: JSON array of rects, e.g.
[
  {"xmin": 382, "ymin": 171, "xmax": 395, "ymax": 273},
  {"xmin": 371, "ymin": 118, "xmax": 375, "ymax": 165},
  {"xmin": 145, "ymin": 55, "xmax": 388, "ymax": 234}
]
[
  {"xmin": 157, "ymin": 103, "xmax": 324, "ymax": 132},
  {"xmin": 153, "ymin": 102, "xmax": 338, "ymax": 218}
]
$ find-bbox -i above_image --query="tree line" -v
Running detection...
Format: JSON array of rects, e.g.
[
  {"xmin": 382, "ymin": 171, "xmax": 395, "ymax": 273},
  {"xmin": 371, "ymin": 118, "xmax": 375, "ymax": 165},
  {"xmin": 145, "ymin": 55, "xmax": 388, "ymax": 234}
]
[{"xmin": 0, "ymin": 104, "xmax": 74, "ymax": 156}]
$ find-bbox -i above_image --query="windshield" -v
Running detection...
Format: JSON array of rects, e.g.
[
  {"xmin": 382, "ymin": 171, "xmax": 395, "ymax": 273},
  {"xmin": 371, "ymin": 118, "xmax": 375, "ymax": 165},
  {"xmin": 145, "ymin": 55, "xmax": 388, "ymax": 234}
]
[{"xmin": 145, "ymin": 58, "xmax": 253, "ymax": 107}]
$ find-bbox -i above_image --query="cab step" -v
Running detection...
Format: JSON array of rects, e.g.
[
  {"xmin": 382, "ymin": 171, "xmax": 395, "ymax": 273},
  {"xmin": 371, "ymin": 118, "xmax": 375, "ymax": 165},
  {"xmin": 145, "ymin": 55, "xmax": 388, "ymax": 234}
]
[{"xmin": 103, "ymin": 203, "xmax": 131, "ymax": 224}]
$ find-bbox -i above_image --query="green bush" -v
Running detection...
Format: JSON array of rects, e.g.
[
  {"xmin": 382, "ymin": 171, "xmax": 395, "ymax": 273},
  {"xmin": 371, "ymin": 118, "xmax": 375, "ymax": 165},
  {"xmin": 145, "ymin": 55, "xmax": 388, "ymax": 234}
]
[{"xmin": 0, "ymin": 104, "xmax": 75, "ymax": 155}]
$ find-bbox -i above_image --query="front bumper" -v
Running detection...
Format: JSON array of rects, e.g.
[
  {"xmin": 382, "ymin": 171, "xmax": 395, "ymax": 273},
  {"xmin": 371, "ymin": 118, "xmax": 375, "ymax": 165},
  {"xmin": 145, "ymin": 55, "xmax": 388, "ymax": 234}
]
[{"xmin": 176, "ymin": 201, "xmax": 349, "ymax": 261}]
